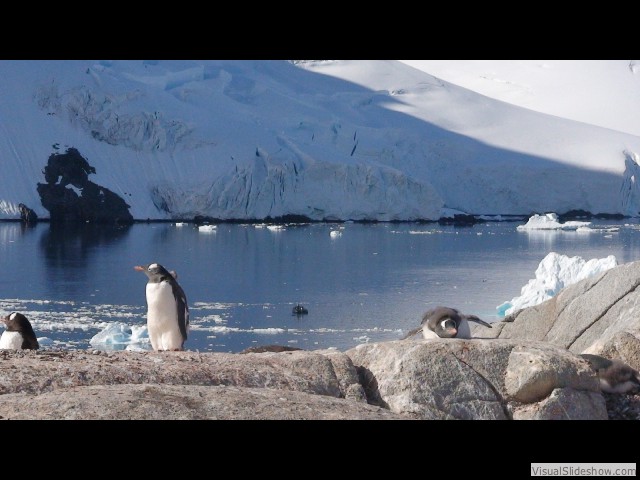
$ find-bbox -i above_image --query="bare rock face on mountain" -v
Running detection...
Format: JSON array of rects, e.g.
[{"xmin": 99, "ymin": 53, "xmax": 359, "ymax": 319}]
[
  {"xmin": 346, "ymin": 339, "xmax": 607, "ymax": 420},
  {"xmin": 36, "ymin": 147, "xmax": 133, "ymax": 225},
  {"xmin": 476, "ymin": 260, "xmax": 640, "ymax": 370}
]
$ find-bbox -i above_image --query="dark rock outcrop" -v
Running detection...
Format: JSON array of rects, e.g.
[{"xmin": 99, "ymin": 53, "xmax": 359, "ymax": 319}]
[
  {"xmin": 18, "ymin": 203, "xmax": 38, "ymax": 223},
  {"xmin": 37, "ymin": 147, "xmax": 133, "ymax": 225}
]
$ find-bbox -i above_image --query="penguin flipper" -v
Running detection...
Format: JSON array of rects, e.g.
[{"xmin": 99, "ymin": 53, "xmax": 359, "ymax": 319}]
[
  {"xmin": 464, "ymin": 314, "xmax": 493, "ymax": 328},
  {"xmin": 401, "ymin": 326, "xmax": 424, "ymax": 340},
  {"xmin": 170, "ymin": 281, "xmax": 189, "ymax": 344}
]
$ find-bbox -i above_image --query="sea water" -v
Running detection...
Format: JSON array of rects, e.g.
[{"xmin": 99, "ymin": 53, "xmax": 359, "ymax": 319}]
[{"xmin": 1, "ymin": 219, "xmax": 638, "ymax": 352}]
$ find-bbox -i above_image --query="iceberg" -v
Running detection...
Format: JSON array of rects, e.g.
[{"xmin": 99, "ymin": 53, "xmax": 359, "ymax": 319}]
[
  {"xmin": 516, "ymin": 213, "xmax": 591, "ymax": 231},
  {"xmin": 497, "ymin": 252, "xmax": 617, "ymax": 316},
  {"xmin": 89, "ymin": 322, "xmax": 151, "ymax": 351}
]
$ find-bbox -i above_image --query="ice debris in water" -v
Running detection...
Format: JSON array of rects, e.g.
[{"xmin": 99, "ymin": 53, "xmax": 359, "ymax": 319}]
[{"xmin": 89, "ymin": 322, "xmax": 151, "ymax": 351}]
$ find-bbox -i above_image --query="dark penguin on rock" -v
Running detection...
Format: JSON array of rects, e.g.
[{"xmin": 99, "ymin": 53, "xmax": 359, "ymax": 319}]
[
  {"xmin": 401, "ymin": 306, "xmax": 492, "ymax": 340},
  {"xmin": 134, "ymin": 263, "xmax": 189, "ymax": 351},
  {"xmin": 580, "ymin": 354, "xmax": 640, "ymax": 394},
  {"xmin": 0, "ymin": 312, "xmax": 39, "ymax": 350}
]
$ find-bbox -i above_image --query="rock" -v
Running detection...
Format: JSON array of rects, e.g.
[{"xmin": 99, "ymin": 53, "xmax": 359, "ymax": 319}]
[
  {"xmin": 18, "ymin": 203, "xmax": 38, "ymax": 223},
  {"xmin": 512, "ymin": 388, "xmax": 607, "ymax": 420},
  {"xmin": 345, "ymin": 339, "xmax": 605, "ymax": 420},
  {"xmin": 504, "ymin": 345, "xmax": 596, "ymax": 403},
  {"xmin": 37, "ymin": 147, "xmax": 133, "ymax": 225},
  {"xmin": 0, "ymin": 341, "xmax": 615, "ymax": 420},
  {"xmin": 0, "ymin": 349, "xmax": 381, "ymax": 419},
  {"xmin": 0, "ymin": 384, "xmax": 404, "ymax": 420},
  {"xmin": 239, "ymin": 345, "xmax": 303, "ymax": 354},
  {"xmin": 479, "ymin": 260, "xmax": 640, "ymax": 369}
]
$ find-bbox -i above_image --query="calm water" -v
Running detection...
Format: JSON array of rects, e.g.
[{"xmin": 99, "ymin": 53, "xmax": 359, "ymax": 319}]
[{"xmin": 1, "ymin": 219, "xmax": 639, "ymax": 352}]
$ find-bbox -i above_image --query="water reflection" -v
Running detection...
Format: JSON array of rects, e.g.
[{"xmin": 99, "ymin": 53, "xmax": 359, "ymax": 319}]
[
  {"xmin": 0, "ymin": 221, "xmax": 38, "ymax": 250},
  {"xmin": 40, "ymin": 222, "xmax": 132, "ymax": 267},
  {"xmin": 39, "ymin": 223, "xmax": 132, "ymax": 299}
]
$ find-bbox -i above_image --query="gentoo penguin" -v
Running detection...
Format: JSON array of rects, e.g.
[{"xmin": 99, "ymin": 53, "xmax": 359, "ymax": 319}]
[
  {"xmin": 134, "ymin": 263, "xmax": 189, "ymax": 351},
  {"xmin": 0, "ymin": 312, "xmax": 40, "ymax": 350},
  {"xmin": 401, "ymin": 306, "xmax": 492, "ymax": 340},
  {"xmin": 579, "ymin": 354, "xmax": 640, "ymax": 394}
]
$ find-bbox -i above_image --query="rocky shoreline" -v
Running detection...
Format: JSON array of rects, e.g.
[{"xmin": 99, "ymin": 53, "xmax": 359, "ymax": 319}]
[
  {"xmin": 0, "ymin": 338, "xmax": 632, "ymax": 420},
  {"xmin": 2, "ymin": 258, "xmax": 640, "ymax": 420}
]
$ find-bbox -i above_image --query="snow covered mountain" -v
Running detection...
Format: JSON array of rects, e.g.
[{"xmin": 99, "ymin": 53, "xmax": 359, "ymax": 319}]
[{"xmin": 1, "ymin": 59, "xmax": 639, "ymax": 221}]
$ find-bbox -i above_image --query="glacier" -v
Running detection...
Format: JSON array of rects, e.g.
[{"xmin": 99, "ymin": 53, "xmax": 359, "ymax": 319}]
[{"xmin": 1, "ymin": 60, "xmax": 640, "ymax": 221}]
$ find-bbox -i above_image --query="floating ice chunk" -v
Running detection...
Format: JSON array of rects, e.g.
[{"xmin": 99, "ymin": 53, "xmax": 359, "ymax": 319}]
[
  {"xmin": 516, "ymin": 213, "xmax": 591, "ymax": 231},
  {"xmin": 89, "ymin": 322, "xmax": 150, "ymax": 351},
  {"xmin": 252, "ymin": 328, "xmax": 285, "ymax": 334},
  {"xmin": 36, "ymin": 337, "xmax": 53, "ymax": 346},
  {"xmin": 330, "ymin": 230, "xmax": 342, "ymax": 238},
  {"xmin": 198, "ymin": 224, "xmax": 217, "ymax": 232},
  {"xmin": 174, "ymin": 222, "xmax": 187, "ymax": 227},
  {"xmin": 497, "ymin": 252, "xmax": 617, "ymax": 316},
  {"xmin": 267, "ymin": 225, "xmax": 285, "ymax": 231}
]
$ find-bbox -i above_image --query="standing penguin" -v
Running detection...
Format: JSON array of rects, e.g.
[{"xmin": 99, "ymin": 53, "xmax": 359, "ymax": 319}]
[
  {"xmin": 401, "ymin": 306, "xmax": 492, "ymax": 340},
  {"xmin": 0, "ymin": 312, "xmax": 40, "ymax": 350},
  {"xmin": 134, "ymin": 263, "xmax": 189, "ymax": 351}
]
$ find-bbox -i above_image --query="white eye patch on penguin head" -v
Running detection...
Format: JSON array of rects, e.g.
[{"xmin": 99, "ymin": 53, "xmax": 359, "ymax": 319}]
[{"xmin": 438, "ymin": 318, "xmax": 458, "ymax": 338}]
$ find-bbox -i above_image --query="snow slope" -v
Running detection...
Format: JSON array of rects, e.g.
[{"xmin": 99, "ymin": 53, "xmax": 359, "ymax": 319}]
[
  {"xmin": 400, "ymin": 60, "xmax": 640, "ymax": 137},
  {"xmin": 1, "ymin": 60, "xmax": 640, "ymax": 221}
]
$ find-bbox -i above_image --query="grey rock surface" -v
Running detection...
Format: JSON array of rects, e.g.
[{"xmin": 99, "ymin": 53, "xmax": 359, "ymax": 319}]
[
  {"xmin": 346, "ymin": 339, "xmax": 605, "ymax": 420},
  {"xmin": 0, "ymin": 384, "xmax": 404, "ymax": 420}
]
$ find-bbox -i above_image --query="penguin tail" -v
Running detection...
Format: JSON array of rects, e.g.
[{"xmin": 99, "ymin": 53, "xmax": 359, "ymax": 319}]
[
  {"xmin": 464, "ymin": 315, "xmax": 493, "ymax": 328},
  {"xmin": 401, "ymin": 326, "xmax": 423, "ymax": 340}
]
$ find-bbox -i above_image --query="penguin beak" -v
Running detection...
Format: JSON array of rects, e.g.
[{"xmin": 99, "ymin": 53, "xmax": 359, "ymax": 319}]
[{"xmin": 134, "ymin": 265, "xmax": 145, "ymax": 272}]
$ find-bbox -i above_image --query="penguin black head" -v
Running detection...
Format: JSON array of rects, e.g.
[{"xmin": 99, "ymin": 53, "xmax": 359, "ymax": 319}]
[
  {"xmin": 580, "ymin": 354, "xmax": 640, "ymax": 394},
  {"xmin": 1, "ymin": 312, "xmax": 40, "ymax": 350},
  {"xmin": 134, "ymin": 263, "xmax": 175, "ymax": 283},
  {"xmin": 433, "ymin": 317, "xmax": 458, "ymax": 338},
  {"xmin": 422, "ymin": 307, "xmax": 461, "ymax": 338}
]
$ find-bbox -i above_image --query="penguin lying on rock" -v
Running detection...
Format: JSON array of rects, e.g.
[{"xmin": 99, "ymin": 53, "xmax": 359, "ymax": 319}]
[
  {"xmin": 579, "ymin": 354, "xmax": 640, "ymax": 394},
  {"xmin": 402, "ymin": 306, "xmax": 492, "ymax": 340},
  {"xmin": 134, "ymin": 263, "xmax": 189, "ymax": 351},
  {"xmin": 0, "ymin": 312, "xmax": 39, "ymax": 350}
]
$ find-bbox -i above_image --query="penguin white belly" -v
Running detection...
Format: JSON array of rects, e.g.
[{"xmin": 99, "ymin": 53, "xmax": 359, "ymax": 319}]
[
  {"xmin": 456, "ymin": 319, "xmax": 472, "ymax": 339},
  {"xmin": 0, "ymin": 331, "xmax": 24, "ymax": 349},
  {"xmin": 146, "ymin": 282, "xmax": 184, "ymax": 351},
  {"xmin": 421, "ymin": 329, "xmax": 440, "ymax": 339}
]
